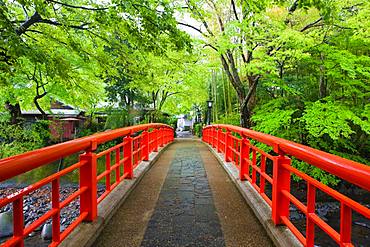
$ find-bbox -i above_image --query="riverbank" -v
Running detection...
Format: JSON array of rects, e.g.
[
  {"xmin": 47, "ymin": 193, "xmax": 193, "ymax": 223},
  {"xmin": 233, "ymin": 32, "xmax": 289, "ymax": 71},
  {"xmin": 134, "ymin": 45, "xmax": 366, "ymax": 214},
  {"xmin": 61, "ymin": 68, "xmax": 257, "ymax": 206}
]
[{"xmin": 0, "ymin": 184, "xmax": 105, "ymax": 246}]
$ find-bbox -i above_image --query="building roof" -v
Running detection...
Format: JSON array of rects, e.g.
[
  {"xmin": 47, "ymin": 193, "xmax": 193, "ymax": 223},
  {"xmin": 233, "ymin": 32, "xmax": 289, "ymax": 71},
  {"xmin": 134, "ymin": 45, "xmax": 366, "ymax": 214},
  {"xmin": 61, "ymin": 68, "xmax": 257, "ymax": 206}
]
[{"xmin": 21, "ymin": 109, "xmax": 81, "ymax": 116}]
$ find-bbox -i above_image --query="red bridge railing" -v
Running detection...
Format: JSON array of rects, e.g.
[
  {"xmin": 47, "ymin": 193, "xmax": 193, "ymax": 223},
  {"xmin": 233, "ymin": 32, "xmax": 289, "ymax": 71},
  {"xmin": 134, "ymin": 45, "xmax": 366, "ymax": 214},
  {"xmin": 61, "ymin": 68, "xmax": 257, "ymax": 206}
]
[
  {"xmin": 203, "ymin": 124, "xmax": 370, "ymax": 247},
  {"xmin": 0, "ymin": 123, "xmax": 174, "ymax": 247}
]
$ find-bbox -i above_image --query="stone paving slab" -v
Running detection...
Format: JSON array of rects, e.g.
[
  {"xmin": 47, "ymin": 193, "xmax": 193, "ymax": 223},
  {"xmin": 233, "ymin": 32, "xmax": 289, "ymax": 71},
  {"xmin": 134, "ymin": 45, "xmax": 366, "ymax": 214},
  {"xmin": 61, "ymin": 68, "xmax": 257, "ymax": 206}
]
[{"xmin": 140, "ymin": 144, "xmax": 225, "ymax": 247}]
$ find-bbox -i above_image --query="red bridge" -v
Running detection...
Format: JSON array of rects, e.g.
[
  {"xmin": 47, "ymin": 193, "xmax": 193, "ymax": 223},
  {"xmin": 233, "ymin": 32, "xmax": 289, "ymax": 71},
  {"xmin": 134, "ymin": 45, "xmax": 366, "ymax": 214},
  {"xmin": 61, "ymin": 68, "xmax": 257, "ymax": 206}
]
[{"xmin": 0, "ymin": 124, "xmax": 369, "ymax": 247}]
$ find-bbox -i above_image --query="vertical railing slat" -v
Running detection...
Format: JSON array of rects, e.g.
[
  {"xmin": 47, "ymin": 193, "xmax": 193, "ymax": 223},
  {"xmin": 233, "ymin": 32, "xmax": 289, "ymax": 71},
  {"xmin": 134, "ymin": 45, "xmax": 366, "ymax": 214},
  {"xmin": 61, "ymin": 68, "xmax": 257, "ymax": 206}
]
[
  {"xmin": 105, "ymin": 153, "xmax": 111, "ymax": 191},
  {"xmin": 260, "ymin": 155, "xmax": 266, "ymax": 194},
  {"xmin": 240, "ymin": 136, "xmax": 249, "ymax": 180},
  {"xmin": 52, "ymin": 178, "xmax": 61, "ymax": 244},
  {"xmin": 306, "ymin": 183, "xmax": 316, "ymax": 247},
  {"xmin": 13, "ymin": 197, "xmax": 24, "ymax": 247},
  {"xmin": 340, "ymin": 203, "xmax": 352, "ymax": 245},
  {"xmin": 272, "ymin": 152, "xmax": 291, "ymax": 225},
  {"xmin": 124, "ymin": 135, "xmax": 133, "ymax": 179},
  {"xmin": 252, "ymin": 149, "xmax": 257, "ymax": 185},
  {"xmin": 79, "ymin": 141, "xmax": 97, "ymax": 222}
]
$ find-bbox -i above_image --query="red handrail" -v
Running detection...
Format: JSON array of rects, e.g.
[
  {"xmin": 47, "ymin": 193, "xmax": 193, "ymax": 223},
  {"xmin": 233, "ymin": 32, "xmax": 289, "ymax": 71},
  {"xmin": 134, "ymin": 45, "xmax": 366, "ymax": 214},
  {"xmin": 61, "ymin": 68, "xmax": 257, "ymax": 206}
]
[
  {"xmin": 202, "ymin": 124, "xmax": 370, "ymax": 247},
  {"xmin": 0, "ymin": 123, "xmax": 174, "ymax": 247},
  {"xmin": 204, "ymin": 124, "xmax": 370, "ymax": 191},
  {"xmin": 0, "ymin": 123, "xmax": 171, "ymax": 182}
]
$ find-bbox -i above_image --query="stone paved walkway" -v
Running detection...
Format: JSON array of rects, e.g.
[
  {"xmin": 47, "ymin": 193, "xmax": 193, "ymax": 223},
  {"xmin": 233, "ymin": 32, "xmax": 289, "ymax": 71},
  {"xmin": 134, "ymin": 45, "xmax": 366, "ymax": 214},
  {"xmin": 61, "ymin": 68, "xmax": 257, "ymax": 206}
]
[
  {"xmin": 141, "ymin": 144, "xmax": 224, "ymax": 247},
  {"xmin": 93, "ymin": 141, "xmax": 272, "ymax": 247},
  {"xmin": 175, "ymin": 131, "xmax": 193, "ymax": 138}
]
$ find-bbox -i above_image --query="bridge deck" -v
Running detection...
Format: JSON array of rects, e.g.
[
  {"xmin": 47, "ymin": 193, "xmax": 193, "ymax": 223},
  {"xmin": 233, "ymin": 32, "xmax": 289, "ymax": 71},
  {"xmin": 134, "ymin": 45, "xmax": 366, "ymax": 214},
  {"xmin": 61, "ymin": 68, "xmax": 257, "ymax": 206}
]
[{"xmin": 93, "ymin": 140, "xmax": 272, "ymax": 247}]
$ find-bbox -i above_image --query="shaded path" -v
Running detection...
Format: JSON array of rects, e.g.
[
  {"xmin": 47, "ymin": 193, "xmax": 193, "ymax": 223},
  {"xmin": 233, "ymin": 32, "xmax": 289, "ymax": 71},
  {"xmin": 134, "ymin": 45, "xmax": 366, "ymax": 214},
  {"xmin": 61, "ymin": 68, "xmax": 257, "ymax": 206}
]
[
  {"xmin": 141, "ymin": 142, "xmax": 224, "ymax": 247},
  {"xmin": 93, "ymin": 141, "xmax": 272, "ymax": 247}
]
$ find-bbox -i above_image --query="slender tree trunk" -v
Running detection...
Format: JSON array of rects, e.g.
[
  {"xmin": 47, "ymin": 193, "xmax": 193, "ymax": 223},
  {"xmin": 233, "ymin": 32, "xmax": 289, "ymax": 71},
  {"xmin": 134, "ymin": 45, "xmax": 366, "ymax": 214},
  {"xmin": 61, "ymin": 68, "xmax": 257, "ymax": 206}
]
[
  {"xmin": 127, "ymin": 105, "xmax": 132, "ymax": 126},
  {"xmin": 34, "ymin": 96, "xmax": 47, "ymax": 120},
  {"xmin": 240, "ymin": 76, "xmax": 259, "ymax": 128},
  {"xmin": 219, "ymin": 51, "xmax": 260, "ymax": 128},
  {"xmin": 227, "ymin": 80, "xmax": 232, "ymax": 114},
  {"xmin": 5, "ymin": 101, "xmax": 22, "ymax": 124},
  {"xmin": 212, "ymin": 71, "xmax": 218, "ymax": 121},
  {"xmin": 240, "ymin": 101, "xmax": 250, "ymax": 128},
  {"xmin": 222, "ymin": 71, "xmax": 228, "ymax": 116}
]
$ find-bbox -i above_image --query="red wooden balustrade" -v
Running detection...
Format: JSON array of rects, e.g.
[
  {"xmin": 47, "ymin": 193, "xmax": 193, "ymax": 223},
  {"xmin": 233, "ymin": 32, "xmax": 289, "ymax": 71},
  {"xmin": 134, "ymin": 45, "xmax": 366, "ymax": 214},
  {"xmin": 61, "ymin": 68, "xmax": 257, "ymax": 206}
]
[
  {"xmin": 0, "ymin": 124, "xmax": 174, "ymax": 247},
  {"xmin": 203, "ymin": 124, "xmax": 370, "ymax": 247}
]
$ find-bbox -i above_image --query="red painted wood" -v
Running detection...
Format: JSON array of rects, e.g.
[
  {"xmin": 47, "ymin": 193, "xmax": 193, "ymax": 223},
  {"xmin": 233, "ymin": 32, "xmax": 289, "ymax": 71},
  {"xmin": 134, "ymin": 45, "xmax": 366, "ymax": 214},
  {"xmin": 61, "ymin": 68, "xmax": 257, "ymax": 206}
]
[
  {"xmin": 0, "ymin": 124, "xmax": 173, "ymax": 247},
  {"xmin": 202, "ymin": 124, "xmax": 370, "ymax": 247}
]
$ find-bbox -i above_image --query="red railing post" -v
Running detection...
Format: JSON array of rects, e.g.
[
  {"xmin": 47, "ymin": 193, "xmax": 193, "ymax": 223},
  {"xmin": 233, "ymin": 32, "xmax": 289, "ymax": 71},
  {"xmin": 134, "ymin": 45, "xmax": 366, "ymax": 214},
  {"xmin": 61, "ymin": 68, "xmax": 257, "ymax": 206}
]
[
  {"xmin": 157, "ymin": 128, "xmax": 161, "ymax": 147},
  {"xmin": 211, "ymin": 126, "xmax": 216, "ymax": 148},
  {"xmin": 272, "ymin": 151, "xmax": 291, "ymax": 225},
  {"xmin": 160, "ymin": 128, "xmax": 164, "ymax": 147},
  {"xmin": 163, "ymin": 129, "xmax": 166, "ymax": 145},
  {"xmin": 240, "ymin": 136, "xmax": 250, "ymax": 180},
  {"xmin": 143, "ymin": 130, "xmax": 149, "ymax": 161},
  {"xmin": 115, "ymin": 147, "xmax": 120, "ymax": 182},
  {"xmin": 217, "ymin": 128, "xmax": 222, "ymax": 153},
  {"xmin": 167, "ymin": 129, "xmax": 170, "ymax": 144},
  {"xmin": 207, "ymin": 129, "xmax": 210, "ymax": 144},
  {"xmin": 124, "ymin": 135, "xmax": 133, "ymax": 179},
  {"xmin": 13, "ymin": 197, "xmax": 24, "ymax": 247},
  {"xmin": 340, "ymin": 203, "xmax": 352, "ymax": 245},
  {"xmin": 252, "ymin": 149, "xmax": 257, "ymax": 184},
  {"xmin": 105, "ymin": 154, "xmax": 111, "ymax": 191},
  {"xmin": 52, "ymin": 178, "xmax": 60, "ymax": 244},
  {"xmin": 148, "ymin": 130, "xmax": 152, "ymax": 152},
  {"xmin": 153, "ymin": 129, "xmax": 158, "ymax": 152},
  {"xmin": 306, "ymin": 183, "xmax": 316, "ymax": 246},
  {"xmin": 225, "ymin": 130, "xmax": 231, "ymax": 162},
  {"xmin": 214, "ymin": 127, "xmax": 217, "ymax": 149},
  {"xmin": 79, "ymin": 141, "xmax": 97, "ymax": 222}
]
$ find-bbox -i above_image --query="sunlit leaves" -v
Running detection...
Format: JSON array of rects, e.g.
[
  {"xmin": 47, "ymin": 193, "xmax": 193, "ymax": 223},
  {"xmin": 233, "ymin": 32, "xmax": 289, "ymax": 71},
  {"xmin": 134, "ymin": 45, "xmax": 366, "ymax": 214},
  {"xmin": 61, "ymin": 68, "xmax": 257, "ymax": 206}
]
[{"xmin": 0, "ymin": 0, "xmax": 191, "ymax": 113}]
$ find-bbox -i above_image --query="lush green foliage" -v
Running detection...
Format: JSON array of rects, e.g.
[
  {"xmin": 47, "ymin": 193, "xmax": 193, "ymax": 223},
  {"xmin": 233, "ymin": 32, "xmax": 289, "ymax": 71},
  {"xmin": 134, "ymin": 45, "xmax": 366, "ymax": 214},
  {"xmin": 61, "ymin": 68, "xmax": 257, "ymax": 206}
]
[
  {"xmin": 0, "ymin": 120, "xmax": 50, "ymax": 158},
  {"xmin": 194, "ymin": 0, "xmax": 370, "ymax": 186},
  {"xmin": 193, "ymin": 123, "xmax": 203, "ymax": 137},
  {"xmin": 1, "ymin": 0, "xmax": 369, "ymax": 187},
  {"xmin": 0, "ymin": 0, "xmax": 192, "ymax": 115}
]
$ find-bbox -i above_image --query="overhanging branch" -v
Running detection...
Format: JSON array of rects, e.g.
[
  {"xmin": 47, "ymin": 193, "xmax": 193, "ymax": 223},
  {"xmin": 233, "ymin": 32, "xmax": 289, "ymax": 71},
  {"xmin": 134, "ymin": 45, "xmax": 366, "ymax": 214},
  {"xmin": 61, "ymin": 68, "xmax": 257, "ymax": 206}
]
[
  {"xmin": 16, "ymin": 11, "xmax": 91, "ymax": 35},
  {"xmin": 300, "ymin": 17, "xmax": 323, "ymax": 32},
  {"xmin": 46, "ymin": 0, "xmax": 110, "ymax": 11},
  {"xmin": 231, "ymin": 0, "xmax": 239, "ymax": 21},
  {"xmin": 177, "ymin": 22, "xmax": 208, "ymax": 36}
]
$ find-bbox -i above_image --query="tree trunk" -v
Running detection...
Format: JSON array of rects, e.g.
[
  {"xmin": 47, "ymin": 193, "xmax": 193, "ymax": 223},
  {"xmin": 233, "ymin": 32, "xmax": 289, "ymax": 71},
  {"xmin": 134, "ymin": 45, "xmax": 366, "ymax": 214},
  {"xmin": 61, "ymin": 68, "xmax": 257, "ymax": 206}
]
[
  {"xmin": 34, "ymin": 96, "xmax": 47, "ymax": 120},
  {"xmin": 219, "ymin": 51, "xmax": 260, "ymax": 128},
  {"xmin": 240, "ymin": 101, "xmax": 250, "ymax": 128},
  {"xmin": 222, "ymin": 71, "xmax": 228, "ymax": 116},
  {"xmin": 5, "ymin": 101, "xmax": 22, "ymax": 124},
  {"xmin": 240, "ymin": 76, "xmax": 259, "ymax": 128},
  {"xmin": 212, "ymin": 71, "xmax": 218, "ymax": 121}
]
